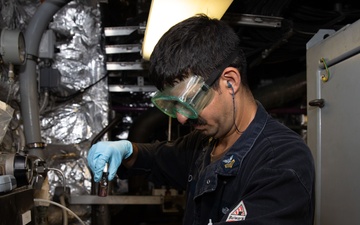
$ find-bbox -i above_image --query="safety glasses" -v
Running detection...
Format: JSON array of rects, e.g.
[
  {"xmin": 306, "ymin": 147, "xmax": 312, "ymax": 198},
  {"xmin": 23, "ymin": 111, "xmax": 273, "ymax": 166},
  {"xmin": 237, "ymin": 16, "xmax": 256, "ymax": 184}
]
[
  {"xmin": 151, "ymin": 75, "xmax": 214, "ymax": 119},
  {"xmin": 151, "ymin": 48, "xmax": 239, "ymax": 119}
]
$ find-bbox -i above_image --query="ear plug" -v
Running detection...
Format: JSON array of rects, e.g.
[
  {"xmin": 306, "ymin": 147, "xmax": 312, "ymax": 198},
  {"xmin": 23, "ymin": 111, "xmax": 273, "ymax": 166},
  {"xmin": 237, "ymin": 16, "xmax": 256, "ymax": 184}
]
[{"xmin": 227, "ymin": 81, "xmax": 232, "ymax": 88}]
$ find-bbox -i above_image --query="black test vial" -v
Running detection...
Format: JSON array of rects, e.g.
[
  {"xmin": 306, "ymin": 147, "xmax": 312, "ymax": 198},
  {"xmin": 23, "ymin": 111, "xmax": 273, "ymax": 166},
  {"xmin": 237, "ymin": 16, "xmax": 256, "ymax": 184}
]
[{"xmin": 98, "ymin": 163, "xmax": 109, "ymax": 197}]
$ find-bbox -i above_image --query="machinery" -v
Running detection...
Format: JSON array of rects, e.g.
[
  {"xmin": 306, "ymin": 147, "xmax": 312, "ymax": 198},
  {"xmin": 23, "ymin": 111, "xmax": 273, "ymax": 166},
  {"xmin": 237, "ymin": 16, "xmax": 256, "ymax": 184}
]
[
  {"xmin": 0, "ymin": 26, "xmax": 45, "ymax": 225},
  {"xmin": 0, "ymin": 152, "xmax": 33, "ymax": 189},
  {"xmin": 0, "ymin": 0, "xmax": 185, "ymax": 224},
  {"xmin": 0, "ymin": 152, "xmax": 47, "ymax": 225},
  {"xmin": 0, "ymin": 0, "xmax": 74, "ymax": 224},
  {"xmin": 6, "ymin": 0, "xmax": 360, "ymax": 224}
]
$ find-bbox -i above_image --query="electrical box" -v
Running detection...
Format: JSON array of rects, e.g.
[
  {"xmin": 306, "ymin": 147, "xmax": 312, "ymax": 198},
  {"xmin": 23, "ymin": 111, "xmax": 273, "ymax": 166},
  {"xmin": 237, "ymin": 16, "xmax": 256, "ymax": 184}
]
[
  {"xmin": 39, "ymin": 29, "xmax": 56, "ymax": 59},
  {"xmin": 307, "ymin": 20, "xmax": 360, "ymax": 225},
  {"xmin": 0, "ymin": 188, "xmax": 34, "ymax": 225}
]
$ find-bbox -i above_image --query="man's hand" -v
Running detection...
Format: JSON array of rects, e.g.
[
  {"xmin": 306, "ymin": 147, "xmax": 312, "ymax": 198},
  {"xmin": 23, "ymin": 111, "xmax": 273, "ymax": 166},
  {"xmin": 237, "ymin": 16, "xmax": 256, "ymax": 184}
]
[{"xmin": 87, "ymin": 140, "xmax": 133, "ymax": 182}]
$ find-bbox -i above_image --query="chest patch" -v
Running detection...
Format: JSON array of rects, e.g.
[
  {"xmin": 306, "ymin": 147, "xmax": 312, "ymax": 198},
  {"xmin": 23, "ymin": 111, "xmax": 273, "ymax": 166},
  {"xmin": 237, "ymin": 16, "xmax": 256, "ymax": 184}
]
[
  {"xmin": 222, "ymin": 155, "xmax": 235, "ymax": 168},
  {"xmin": 226, "ymin": 200, "xmax": 247, "ymax": 222}
]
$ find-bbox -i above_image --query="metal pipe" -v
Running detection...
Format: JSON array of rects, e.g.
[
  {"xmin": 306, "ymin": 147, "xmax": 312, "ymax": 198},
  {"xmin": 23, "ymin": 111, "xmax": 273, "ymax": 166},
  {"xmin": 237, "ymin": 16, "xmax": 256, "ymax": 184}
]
[{"xmin": 19, "ymin": 0, "xmax": 72, "ymax": 159}]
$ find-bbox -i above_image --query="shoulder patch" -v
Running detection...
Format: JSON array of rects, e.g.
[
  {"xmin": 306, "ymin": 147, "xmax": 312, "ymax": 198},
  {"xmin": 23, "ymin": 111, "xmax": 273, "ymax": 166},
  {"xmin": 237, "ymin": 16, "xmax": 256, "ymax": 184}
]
[{"xmin": 226, "ymin": 200, "xmax": 247, "ymax": 222}]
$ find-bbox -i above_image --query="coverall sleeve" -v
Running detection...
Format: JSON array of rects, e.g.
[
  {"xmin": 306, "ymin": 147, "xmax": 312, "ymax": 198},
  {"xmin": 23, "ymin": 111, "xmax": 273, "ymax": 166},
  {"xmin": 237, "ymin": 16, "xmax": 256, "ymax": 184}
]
[{"xmin": 118, "ymin": 131, "xmax": 206, "ymax": 190}]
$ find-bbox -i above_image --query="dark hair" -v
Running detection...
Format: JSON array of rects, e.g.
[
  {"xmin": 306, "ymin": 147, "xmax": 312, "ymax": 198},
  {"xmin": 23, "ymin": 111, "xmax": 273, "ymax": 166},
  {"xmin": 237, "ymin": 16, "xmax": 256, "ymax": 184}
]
[{"xmin": 149, "ymin": 14, "xmax": 247, "ymax": 91}]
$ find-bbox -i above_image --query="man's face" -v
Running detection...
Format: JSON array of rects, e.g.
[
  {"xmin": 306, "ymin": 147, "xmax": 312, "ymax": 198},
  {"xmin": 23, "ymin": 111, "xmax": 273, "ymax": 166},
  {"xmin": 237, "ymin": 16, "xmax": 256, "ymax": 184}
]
[{"xmin": 176, "ymin": 83, "xmax": 235, "ymax": 138}]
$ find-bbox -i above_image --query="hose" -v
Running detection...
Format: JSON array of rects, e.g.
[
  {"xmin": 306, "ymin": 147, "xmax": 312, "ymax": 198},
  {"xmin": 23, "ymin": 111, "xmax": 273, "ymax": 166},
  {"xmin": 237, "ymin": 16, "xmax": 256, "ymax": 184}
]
[{"xmin": 34, "ymin": 198, "xmax": 85, "ymax": 225}]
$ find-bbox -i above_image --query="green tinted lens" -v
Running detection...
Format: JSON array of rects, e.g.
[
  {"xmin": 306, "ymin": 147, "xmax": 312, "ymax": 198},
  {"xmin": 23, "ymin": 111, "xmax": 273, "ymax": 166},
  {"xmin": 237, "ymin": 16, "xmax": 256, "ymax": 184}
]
[
  {"xmin": 175, "ymin": 102, "xmax": 198, "ymax": 118},
  {"xmin": 151, "ymin": 96, "xmax": 198, "ymax": 119},
  {"xmin": 151, "ymin": 76, "xmax": 214, "ymax": 119}
]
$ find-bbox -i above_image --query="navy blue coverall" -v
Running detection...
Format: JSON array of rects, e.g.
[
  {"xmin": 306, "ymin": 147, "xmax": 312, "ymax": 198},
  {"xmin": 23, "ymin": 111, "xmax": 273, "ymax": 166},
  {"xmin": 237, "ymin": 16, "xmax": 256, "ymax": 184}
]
[{"xmin": 121, "ymin": 102, "xmax": 315, "ymax": 225}]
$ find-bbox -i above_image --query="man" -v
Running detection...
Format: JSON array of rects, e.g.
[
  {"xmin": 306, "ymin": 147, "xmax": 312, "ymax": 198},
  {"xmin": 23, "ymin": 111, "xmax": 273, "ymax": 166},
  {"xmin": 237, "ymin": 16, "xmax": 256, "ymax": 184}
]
[{"xmin": 88, "ymin": 14, "xmax": 315, "ymax": 225}]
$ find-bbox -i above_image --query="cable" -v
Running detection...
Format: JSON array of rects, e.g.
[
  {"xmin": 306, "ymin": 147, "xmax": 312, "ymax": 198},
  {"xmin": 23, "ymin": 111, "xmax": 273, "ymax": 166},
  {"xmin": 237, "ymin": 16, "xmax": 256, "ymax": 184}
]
[
  {"xmin": 40, "ymin": 72, "xmax": 109, "ymax": 117},
  {"xmin": 47, "ymin": 168, "xmax": 69, "ymax": 224},
  {"xmin": 54, "ymin": 73, "xmax": 109, "ymax": 103},
  {"xmin": 320, "ymin": 58, "xmax": 330, "ymax": 82},
  {"xmin": 59, "ymin": 195, "xmax": 68, "ymax": 225},
  {"xmin": 39, "ymin": 89, "xmax": 49, "ymax": 113},
  {"xmin": 230, "ymin": 87, "xmax": 243, "ymax": 134},
  {"xmin": 90, "ymin": 114, "xmax": 123, "ymax": 145},
  {"xmin": 33, "ymin": 198, "xmax": 86, "ymax": 225},
  {"xmin": 47, "ymin": 168, "xmax": 67, "ymax": 192}
]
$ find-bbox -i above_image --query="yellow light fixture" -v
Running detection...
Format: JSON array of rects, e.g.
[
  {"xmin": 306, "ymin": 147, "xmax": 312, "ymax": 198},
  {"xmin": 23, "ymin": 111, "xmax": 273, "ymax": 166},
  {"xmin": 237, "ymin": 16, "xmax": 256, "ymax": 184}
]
[{"xmin": 142, "ymin": 0, "xmax": 233, "ymax": 60}]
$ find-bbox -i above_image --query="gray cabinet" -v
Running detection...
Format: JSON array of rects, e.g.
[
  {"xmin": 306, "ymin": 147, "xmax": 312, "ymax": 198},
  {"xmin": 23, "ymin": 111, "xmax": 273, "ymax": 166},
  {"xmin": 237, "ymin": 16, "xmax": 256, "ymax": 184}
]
[{"xmin": 307, "ymin": 20, "xmax": 360, "ymax": 225}]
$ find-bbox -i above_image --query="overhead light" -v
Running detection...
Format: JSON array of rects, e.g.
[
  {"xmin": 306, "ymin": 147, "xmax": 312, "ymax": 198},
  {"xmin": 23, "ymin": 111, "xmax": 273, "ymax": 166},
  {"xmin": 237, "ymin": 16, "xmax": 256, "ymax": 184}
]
[{"xmin": 142, "ymin": 0, "xmax": 233, "ymax": 60}]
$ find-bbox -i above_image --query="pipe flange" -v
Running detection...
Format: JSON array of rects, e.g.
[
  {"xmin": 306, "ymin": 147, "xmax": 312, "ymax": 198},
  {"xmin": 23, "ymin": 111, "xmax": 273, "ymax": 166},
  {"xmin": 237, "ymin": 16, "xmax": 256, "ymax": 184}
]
[{"xmin": 27, "ymin": 142, "xmax": 46, "ymax": 149}]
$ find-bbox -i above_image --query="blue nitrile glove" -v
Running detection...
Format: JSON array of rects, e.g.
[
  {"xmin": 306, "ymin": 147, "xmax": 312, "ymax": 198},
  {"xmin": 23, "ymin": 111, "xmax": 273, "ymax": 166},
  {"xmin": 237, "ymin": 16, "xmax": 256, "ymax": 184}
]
[{"xmin": 87, "ymin": 140, "xmax": 133, "ymax": 182}]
